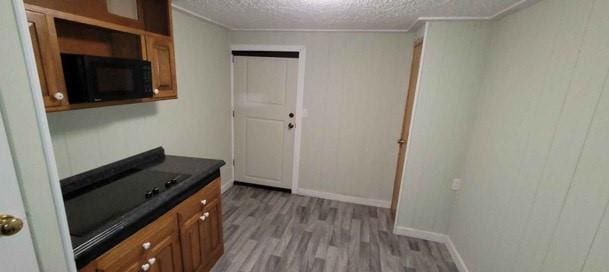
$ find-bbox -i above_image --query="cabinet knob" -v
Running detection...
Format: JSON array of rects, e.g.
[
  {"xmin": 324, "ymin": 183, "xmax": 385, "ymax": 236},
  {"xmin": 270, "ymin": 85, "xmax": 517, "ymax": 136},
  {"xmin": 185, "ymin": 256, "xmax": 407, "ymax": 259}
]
[
  {"xmin": 200, "ymin": 215, "xmax": 207, "ymax": 221},
  {"xmin": 141, "ymin": 263, "xmax": 150, "ymax": 271},
  {"xmin": 142, "ymin": 242, "xmax": 151, "ymax": 250},
  {"xmin": 153, "ymin": 88, "xmax": 160, "ymax": 95},
  {"xmin": 201, "ymin": 199, "xmax": 207, "ymax": 206},
  {"xmin": 148, "ymin": 257, "xmax": 156, "ymax": 265},
  {"xmin": 204, "ymin": 212, "xmax": 210, "ymax": 217},
  {"xmin": 53, "ymin": 92, "xmax": 65, "ymax": 101}
]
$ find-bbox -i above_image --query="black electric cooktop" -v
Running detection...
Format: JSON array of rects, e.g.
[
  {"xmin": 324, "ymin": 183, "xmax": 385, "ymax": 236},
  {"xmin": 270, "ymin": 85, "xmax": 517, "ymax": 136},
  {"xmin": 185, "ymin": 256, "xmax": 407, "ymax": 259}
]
[{"xmin": 63, "ymin": 169, "xmax": 190, "ymax": 237}]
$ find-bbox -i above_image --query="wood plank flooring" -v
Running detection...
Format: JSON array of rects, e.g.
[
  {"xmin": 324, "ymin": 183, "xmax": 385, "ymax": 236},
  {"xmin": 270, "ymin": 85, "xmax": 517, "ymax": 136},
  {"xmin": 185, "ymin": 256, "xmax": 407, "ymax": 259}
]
[{"xmin": 212, "ymin": 184, "xmax": 458, "ymax": 272}]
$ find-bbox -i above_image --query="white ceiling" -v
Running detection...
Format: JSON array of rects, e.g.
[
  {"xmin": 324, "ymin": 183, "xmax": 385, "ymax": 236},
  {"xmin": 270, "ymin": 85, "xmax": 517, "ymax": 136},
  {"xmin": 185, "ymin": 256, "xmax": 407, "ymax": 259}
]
[{"xmin": 172, "ymin": 0, "xmax": 539, "ymax": 31}]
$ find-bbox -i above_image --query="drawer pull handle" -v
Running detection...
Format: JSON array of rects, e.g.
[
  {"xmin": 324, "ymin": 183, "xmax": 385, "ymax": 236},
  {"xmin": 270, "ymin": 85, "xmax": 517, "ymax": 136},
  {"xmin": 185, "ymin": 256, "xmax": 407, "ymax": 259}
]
[
  {"xmin": 201, "ymin": 199, "xmax": 207, "ymax": 205},
  {"xmin": 142, "ymin": 242, "xmax": 151, "ymax": 250},
  {"xmin": 200, "ymin": 215, "xmax": 207, "ymax": 221},
  {"xmin": 53, "ymin": 92, "xmax": 65, "ymax": 101},
  {"xmin": 148, "ymin": 257, "xmax": 156, "ymax": 265},
  {"xmin": 141, "ymin": 263, "xmax": 150, "ymax": 271}
]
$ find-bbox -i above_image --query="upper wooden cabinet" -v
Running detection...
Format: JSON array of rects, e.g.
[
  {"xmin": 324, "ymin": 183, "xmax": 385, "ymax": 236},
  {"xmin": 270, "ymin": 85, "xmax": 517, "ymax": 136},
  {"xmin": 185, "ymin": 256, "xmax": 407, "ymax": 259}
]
[
  {"xmin": 26, "ymin": 10, "xmax": 69, "ymax": 111},
  {"xmin": 23, "ymin": 0, "xmax": 177, "ymax": 112},
  {"xmin": 141, "ymin": 0, "xmax": 172, "ymax": 36},
  {"xmin": 146, "ymin": 35, "xmax": 177, "ymax": 99},
  {"xmin": 24, "ymin": 0, "xmax": 172, "ymax": 36}
]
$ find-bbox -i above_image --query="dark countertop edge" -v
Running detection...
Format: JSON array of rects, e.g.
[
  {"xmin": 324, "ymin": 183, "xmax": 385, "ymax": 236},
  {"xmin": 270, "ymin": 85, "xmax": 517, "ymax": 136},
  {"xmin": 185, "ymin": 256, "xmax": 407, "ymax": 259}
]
[{"xmin": 73, "ymin": 166, "xmax": 223, "ymax": 268}]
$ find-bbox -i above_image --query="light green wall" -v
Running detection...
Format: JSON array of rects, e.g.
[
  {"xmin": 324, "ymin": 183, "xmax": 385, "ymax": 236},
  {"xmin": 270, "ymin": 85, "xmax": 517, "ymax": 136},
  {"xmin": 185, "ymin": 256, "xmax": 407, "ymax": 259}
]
[
  {"xmin": 48, "ymin": 10, "xmax": 233, "ymax": 186},
  {"xmin": 396, "ymin": 21, "xmax": 491, "ymax": 234},
  {"xmin": 50, "ymin": 16, "xmax": 414, "ymax": 206},
  {"xmin": 230, "ymin": 31, "xmax": 414, "ymax": 203},
  {"xmin": 397, "ymin": 2, "xmax": 609, "ymax": 271},
  {"xmin": 449, "ymin": 0, "xmax": 609, "ymax": 271}
]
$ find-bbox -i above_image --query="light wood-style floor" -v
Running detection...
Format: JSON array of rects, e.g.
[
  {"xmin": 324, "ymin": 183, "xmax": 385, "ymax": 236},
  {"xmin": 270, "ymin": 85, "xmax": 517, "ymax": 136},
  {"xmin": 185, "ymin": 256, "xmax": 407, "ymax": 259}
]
[{"xmin": 212, "ymin": 184, "xmax": 458, "ymax": 272}]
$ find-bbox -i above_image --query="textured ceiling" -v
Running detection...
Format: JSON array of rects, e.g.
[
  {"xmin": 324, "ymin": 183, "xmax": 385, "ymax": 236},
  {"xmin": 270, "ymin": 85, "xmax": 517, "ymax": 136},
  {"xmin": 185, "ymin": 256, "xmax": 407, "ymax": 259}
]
[{"xmin": 172, "ymin": 0, "xmax": 538, "ymax": 31}]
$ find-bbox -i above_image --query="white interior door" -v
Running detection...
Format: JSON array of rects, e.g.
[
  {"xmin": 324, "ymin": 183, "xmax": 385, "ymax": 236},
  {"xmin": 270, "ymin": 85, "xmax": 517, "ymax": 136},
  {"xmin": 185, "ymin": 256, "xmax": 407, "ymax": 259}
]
[
  {"xmin": 234, "ymin": 55, "xmax": 298, "ymax": 189},
  {"xmin": 0, "ymin": 111, "xmax": 40, "ymax": 271}
]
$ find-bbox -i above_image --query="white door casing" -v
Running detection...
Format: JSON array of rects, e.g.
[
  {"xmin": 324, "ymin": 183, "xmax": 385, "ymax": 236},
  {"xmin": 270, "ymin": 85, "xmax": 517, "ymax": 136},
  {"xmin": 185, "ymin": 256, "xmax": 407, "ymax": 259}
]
[
  {"xmin": 2, "ymin": 0, "xmax": 76, "ymax": 270},
  {"xmin": 234, "ymin": 56, "xmax": 299, "ymax": 189},
  {"xmin": 0, "ymin": 110, "xmax": 40, "ymax": 272}
]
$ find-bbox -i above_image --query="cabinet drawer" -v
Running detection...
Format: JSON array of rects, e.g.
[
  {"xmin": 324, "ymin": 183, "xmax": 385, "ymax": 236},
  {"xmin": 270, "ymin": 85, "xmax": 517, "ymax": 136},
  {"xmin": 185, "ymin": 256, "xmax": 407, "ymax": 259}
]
[
  {"xmin": 176, "ymin": 179, "xmax": 220, "ymax": 224},
  {"xmin": 93, "ymin": 212, "xmax": 179, "ymax": 271}
]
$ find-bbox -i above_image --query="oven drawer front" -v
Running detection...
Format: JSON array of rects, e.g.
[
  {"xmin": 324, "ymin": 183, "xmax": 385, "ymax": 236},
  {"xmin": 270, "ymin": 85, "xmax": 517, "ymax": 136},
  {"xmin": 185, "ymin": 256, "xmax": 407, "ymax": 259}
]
[{"xmin": 83, "ymin": 212, "xmax": 179, "ymax": 272}]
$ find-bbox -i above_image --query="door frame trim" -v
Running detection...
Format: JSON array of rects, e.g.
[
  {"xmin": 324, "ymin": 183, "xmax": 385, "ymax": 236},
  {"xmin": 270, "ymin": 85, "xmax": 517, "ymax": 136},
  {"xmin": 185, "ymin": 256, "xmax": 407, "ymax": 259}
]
[
  {"xmin": 229, "ymin": 44, "xmax": 306, "ymax": 193},
  {"xmin": 392, "ymin": 24, "xmax": 429, "ymax": 233},
  {"xmin": 10, "ymin": 0, "xmax": 77, "ymax": 270}
]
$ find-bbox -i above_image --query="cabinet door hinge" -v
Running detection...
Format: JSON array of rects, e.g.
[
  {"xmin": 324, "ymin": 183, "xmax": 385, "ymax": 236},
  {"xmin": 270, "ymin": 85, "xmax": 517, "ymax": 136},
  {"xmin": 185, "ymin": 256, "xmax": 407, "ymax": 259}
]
[
  {"xmin": 232, "ymin": 110, "xmax": 235, "ymax": 118},
  {"xmin": 232, "ymin": 159, "xmax": 235, "ymax": 166}
]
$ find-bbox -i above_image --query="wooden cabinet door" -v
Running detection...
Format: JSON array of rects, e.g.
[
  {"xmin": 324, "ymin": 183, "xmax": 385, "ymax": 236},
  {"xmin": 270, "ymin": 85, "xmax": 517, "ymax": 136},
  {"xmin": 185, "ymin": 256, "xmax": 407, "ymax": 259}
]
[
  {"xmin": 146, "ymin": 232, "xmax": 183, "ymax": 272},
  {"xmin": 178, "ymin": 180, "xmax": 223, "ymax": 272},
  {"xmin": 94, "ymin": 255, "xmax": 143, "ymax": 272},
  {"xmin": 145, "ymin": 35, "xmax": 177, "ymax": 99},
  {"xmin": 179, "ymin": 204, "xmax": 206, "ymax": 272},
  {"xmin": 26, "ymin": 10, "xmax": 68, "ymax": 109},
  {"xmin": 202, "ymin": 198, "xmax": 223, "ymax": 270}
]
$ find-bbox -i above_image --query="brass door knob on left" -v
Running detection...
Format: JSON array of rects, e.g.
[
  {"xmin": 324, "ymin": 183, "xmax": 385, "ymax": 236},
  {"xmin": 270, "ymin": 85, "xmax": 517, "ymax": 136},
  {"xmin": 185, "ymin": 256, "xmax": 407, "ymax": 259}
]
[{"xmin": 0, "ymin": 214, "xmax": 24, "ymax": 236}]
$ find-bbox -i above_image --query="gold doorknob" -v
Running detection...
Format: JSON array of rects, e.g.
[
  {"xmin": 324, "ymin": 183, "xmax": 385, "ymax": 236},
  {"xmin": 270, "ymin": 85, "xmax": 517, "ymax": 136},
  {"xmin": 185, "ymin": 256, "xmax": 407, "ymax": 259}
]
[
  {"xmin": 0, "ymin": 214, "xmax": 24, "ymax": 236},
  {"xmin": 398, "ymin": 139, "xmax": 407, "ymax": 144}
]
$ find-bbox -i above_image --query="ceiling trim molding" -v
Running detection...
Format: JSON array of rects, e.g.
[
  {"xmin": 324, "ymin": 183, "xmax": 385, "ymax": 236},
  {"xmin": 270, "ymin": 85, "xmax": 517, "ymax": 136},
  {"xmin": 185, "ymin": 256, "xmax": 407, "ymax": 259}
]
[
  {"xmin": 404, "ymin": 0, "xmax": 539, "ymax": 31},
  {"xmin": 405, "ymin": 16, "xmax": 492, "ymax": 32},
  {"xmin": 491, "ymin": 0, "xmax": 540, "ymax": 19},
  {"xmin": 171, "ymin": 4, "xmax": 232, "ymax": 29},
  {"xmin": 173, "ymin": 0, "xmax": 539, "ymax": 33},
  {"xmin": 230, "ymin": 28, "xmax": 410, "ymax": 33}
]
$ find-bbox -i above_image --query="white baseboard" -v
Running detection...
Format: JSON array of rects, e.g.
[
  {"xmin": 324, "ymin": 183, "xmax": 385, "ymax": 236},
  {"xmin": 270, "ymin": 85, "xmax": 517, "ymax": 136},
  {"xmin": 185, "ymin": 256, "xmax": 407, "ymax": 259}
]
[
  {"xmin": 393, "ymin": 226, "xmax": 448, "ymax": 243},
  {"xmin": 221, "ymin": 178, "xmax": 234, "ymax": 194},
  {"xmin": 294, "ymin": 188, "xmax": 390, "ymax": 208},
  {"xmin": 445, "ymin": 237, "xmax": 470, "ymax": 272},
  {"xmin": 393, "ymin": 226, "xmax": 469, "ymax": 272}
]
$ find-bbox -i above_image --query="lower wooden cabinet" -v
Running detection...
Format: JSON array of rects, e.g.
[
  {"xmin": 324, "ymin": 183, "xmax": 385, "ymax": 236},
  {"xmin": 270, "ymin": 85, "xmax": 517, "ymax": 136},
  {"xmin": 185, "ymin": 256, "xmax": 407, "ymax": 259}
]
[
  {"xmin": 202, "ymin": 198, "xmax": 224, "ymax": 269},
  {"xmin": 146, "ymin": 231, "xmax": 183, "ymax": 272},
  {"xmin": 81, "ymin": 178, "xmax": 223, "ymax": 272},
  {"xmin": 178, "ymin": 180, "xmax": 223, "ymax": 272}
]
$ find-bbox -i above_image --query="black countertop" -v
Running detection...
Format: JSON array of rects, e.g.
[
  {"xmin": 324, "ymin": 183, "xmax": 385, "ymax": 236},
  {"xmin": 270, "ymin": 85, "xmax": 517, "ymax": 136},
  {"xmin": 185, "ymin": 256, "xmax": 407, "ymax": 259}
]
[{"xmin": 60, "ymin": 147, "xmax": 225, "ymax": 268}]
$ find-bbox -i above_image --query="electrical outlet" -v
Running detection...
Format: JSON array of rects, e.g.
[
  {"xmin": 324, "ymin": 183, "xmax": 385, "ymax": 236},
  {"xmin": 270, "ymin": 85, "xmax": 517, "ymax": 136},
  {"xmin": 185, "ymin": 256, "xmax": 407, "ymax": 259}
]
[{"xmin": 451, "ymin": 178, "xmax": 463, "ymax": 191}]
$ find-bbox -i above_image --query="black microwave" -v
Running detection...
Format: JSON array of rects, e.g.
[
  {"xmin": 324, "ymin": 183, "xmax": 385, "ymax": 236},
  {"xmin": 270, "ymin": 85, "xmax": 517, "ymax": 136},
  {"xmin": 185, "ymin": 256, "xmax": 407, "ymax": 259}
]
[{"xmin": 61, "ymin": 54, "xmax": 153, "ymax": 103}]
